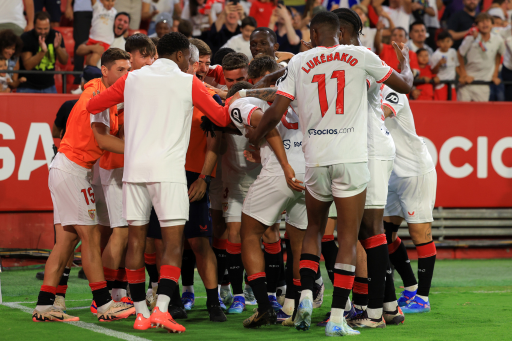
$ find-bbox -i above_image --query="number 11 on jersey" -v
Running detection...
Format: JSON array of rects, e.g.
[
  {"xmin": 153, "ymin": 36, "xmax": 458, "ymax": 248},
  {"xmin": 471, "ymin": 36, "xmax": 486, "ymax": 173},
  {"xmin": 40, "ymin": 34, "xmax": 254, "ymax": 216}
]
[{"xmin": 311, "ymin": 70, "xmax": 345, "ymax": 117}]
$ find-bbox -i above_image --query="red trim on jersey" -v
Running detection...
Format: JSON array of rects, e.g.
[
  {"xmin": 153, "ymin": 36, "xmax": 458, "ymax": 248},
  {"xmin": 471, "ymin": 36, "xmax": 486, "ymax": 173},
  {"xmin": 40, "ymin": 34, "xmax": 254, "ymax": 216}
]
[
  {"xmin": 192, "ymin": 76, "xmax": 231, "ymax": 127},
  {"xmin": 321, "ymin": 234, "xmax": 335, "ymax": 242},
  {"xmin": 89, "ymin": 281, "xmax": 107, "ymax": 291},
  {"xmin": 366, "ymin": 79, "xmax": 371, "ymax": 89},
  {"xmin": 376, "ymin": 68, "xmax": 393, "ymax": 83},
  {"xmin": 388, "ymin": 237, "xmax": 402, "ymax": 254},
  {"xmin": 299, "ymin": 260, "xmax": 319, "ymax": 273},
  {"xmin": 263, "ymin": 240, "xmax": 282, "ymax": 254},
  {"xmin": 293, "ymin": 278, "xmax": 301, "ymax": 286},
  {"xmin": 103, "ymin": 267, "xmax": 118, "ymax": 282},
  {"xmin": 317, "ymin": 45, "xmax": 340, "ymax": 48},
  {"xmin": 213, "ymin": 238, "xmax": 227, "ymax": 250},
  {"xmin": 160, "ymin": 265, "xmax": 181, "ymax": 283},
  {"xmin": 276, "ymin": 90, "xmax": 295, "ymax": 101},
  {"xmin": 246, "ymin": 106, "xmax": 260, "ymax": 126},
  {"xmin": 416, "ymin": 241, "xmax": 437, "ymax": 258},
  {"xmin": 382, "ymin": 103, "xmax": 397, "ymax": 116},
  {"xmin": 126, "ymin": 267, "xmax": 146, "ymax": 284},
  {"xmin": 334, "ymin": 273, "xmax": 355, "ymax": 290},
  {"xmin": 226, "ymin": 241, "xmax": 242, "ymax": 254},
  {"xmin": 144, "ymin": 252, "xmax": 157, "ymax": 265},
  {"xmin": 86, "ymin": 73, "xmax": 127, "ymax": 114},
  {"xmin": 360, "ymin": 234, "xmax": 387, "ymax": 250},
  {"xmin": 40, "ymin": 285, "xmax": 56, "ymax": 295},
  {"xmin": 247, "ymin": 272, "xmax": 266, "ymax": 282},
  {"xmin": 352, "ymin": 281, "xmax": 368, "ymax": 295},
  {"xmin": 56, "ymin": 285, "xmax": 68, "ymax": 294}
]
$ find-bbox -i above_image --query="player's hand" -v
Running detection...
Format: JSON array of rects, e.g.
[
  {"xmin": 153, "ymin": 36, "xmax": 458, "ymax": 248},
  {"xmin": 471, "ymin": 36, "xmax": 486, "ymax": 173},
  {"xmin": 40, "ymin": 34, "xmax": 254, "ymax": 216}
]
[
  {"xmin": 300, "ymin": 40, "xmax": 313, "ymax": 50},
  {"xmin": 465, "ymin": 75, "xmax": 474, "ymax": 84},
  {"xmin": 244, "ymin": 125, "xmax": 264, "ymax": 147},
  {"xmin": 493, "ymin": 76, "xmax": 501, "ymax": 85},
  {"xmin": 411, "ymin": 2, "xmax": 424, "ymax": 11},
  {"xmin": 282, "ymin": 163, "xmax": 305, "ymax": 192},
  {"xmin": 54, "ymin": 32, "xmax": 62, "ymax": 49},
  {"xmin": 392, "ymin": 41, "xmax": 409, "ymax": 66},
  {"xmin": 188, "ymin": 178, "xmax": 207, "ymax": 202},
  {"xmin": 276, "ymin": 51, "xmax": 294, "ymax": 62},
  {"xmin": 376, "ymin": 19, "xmax": 385, "ymax": 30},
  {"xmin": 230, "ymin": 92, "xmax": 241, "ymax": 104},
  {"xmin": 65, "ymin": 6, "xmax": 74, "ymax": 20},
  {"xmin": 433, "ymin": 76, "xmax": 440, "ymax": 84},
  {"xmin": 39, "ymin": 35, "xmax": 48, "ymax": 53},
  {"xmin": 244, "ymin": 145, "xmax": 261, "ymax": 163}
]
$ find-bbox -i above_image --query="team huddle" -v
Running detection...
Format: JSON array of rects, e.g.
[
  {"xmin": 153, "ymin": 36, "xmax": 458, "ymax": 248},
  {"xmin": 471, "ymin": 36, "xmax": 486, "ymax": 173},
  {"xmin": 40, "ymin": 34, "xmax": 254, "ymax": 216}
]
[{"xmin": 33, "ymin": 8, "xmax": 438, "ymax": 338}]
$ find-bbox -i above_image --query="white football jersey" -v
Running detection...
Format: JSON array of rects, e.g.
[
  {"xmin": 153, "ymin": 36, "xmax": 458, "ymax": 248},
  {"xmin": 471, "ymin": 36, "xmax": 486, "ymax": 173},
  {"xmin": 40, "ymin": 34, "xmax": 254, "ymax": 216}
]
[
  {"xmin": 381, "ymin": 85, "xmax": 435, "ymax": 177},
  {"xmin": 276, "ymin": 45, "xmax": 392, "ymax": 167},
  {"xmin": 367, "ymin": 76, "xmax": 395, "ymax": 160},
  {"xmin": 228, "ymin": 98, "xmax": 306, "ymax": 176}
]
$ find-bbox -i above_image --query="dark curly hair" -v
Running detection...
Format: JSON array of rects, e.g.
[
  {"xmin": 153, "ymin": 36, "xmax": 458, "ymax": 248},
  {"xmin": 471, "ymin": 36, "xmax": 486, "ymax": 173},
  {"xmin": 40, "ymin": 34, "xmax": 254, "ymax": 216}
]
[
  {"xmin": 332, "ymin": 8, "xmax": 363, "ymax": 37},
  {"xmin": 157, "ymin": 32, "xmax": 190, "ymax": 58},
  {"xmin": 0, "ymin": 29, "xmax": 23, "ymax": 58}
]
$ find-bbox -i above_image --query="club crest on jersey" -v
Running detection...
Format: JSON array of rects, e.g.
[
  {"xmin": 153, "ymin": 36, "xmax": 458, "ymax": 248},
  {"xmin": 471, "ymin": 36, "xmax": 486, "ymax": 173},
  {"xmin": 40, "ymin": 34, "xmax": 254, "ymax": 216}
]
[
  {"xmin": 88, "ymin": 209, "xmax": 96, "ymax": 220},
  {"xmin": 301, "ymin": 52, "xmax": 358, "ymax": 74},
  {"xmin": 222, "ymin": 203, "xmax": 228, "ymax": 212}
]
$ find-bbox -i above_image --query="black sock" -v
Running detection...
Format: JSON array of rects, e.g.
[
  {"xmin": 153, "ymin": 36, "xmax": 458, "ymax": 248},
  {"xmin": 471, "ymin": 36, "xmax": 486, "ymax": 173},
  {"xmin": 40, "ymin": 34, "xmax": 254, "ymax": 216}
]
[
  {"xmin": 416, "ymin": 241, "xmax": 436, "ymax": 297},
  {"xmin": 277, "ymin": 240, "xmax": 286, "ymax": 288},
  {"xmin": 164, "ymin": 281, "xmax": 182, "ymax": 307},
  {"xmin": 362, "ymin": 234, "xmax": 388, "ymax": 311},
  {"xmin": 144, "ymin": 253, "xmax": 159, "ymax": 285},
  {"xmin": 227, "ymin": 252, "xmax": 244, "ymax": 295},
  {"xmin": 388, "ymin": 237, "xmax": 417, "ymax": 288},
  {"xmin": 37, "ymin": 286, "xmax": 56, "ymax": 306},
  {"xmin": 56, "ymin": 267, "xmax": 71, "ymax": 297},
  {"xmin": 292, "ymin": 281, "xmax": 301, "ymax": 320},
  {"xmin": 206, "ymin": 288, "xmax": 219, "ymax": 307},
  {"xmin": 90, "ymin": 282, "xmax": 111, "ymax": 308},
  {"xmin": 284, "ymin": 238, "xmax": 294, "ymax": 301},
  {"xmin": 213, "ymin": 246, "xmax": 227, "ymax": 284},
  {"xmin": 332, "ymin": 269, "xmax": 355, "ymax": 309},
  {"xmin": 127, "ymin": 268, "xmax": 146, "ymax": 302},
  {"xmin": 181, "ymin": 248, "xmax": 196, "ymax": 287},
  {"xmin": 299, "ymin": 254, "xmax": 320, "ymax": 292},
  {"xmin": 248, "ymin": 273, "xmax": 272, "ymax": 313},
  {"xmin": 352, "ymin": 277, "xmax": 368, "ymax": 307},
  {"xmin": 384, "ymin": 261, "xmax": 397, "ymax": 307},
  {"xmin": 263, "ymin": 241, "xmax": 281, "ymax": 293},
  {"xmin": 321, "ymin": 235, "xmax": 338, "ymax": 284}
]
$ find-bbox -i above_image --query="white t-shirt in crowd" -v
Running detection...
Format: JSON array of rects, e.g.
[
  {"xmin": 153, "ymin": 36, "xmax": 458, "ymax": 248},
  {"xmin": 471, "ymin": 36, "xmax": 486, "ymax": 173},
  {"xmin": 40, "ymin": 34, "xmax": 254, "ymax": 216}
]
[
  {"xmin": 458, "ymin": 33, "xmax": 505, "ymax": 81},
  {"xmin": 182, "ymin": 0, "xmax": 211, "ymax": 37},
  {"xmin": 381, "ymin": 85, "xmax": 434, "ymax": 177},
  {"xmin": 406, "ymin": 40, "xmax": 433, "ymax": 56},
  {"xmin": 430, "ymin": 48, "xmax": 459, "ymax": 82},
  {"xmin": 90, "ymin": 1, "xmax": 117, "ymax": 45},
  {"xmin": 96, "ymin": 36, "xmax": 126, "ymax": 68},
  {"xmin": 143, "ymin": 0, "xmax": 180, "ymax": 21},
  {"xmin": 499, "ymin": 29, "xmax": 512, "ymax": 70},
  {"xmin": 423, "ymin": 0, "xmax": 440, "ymax": 28},
  {"xmin": 228, "ymin": 98, "xmax": 305, "ymax": 176},
  {"xmin": 0, "ymin": 0, "xmax": 27, "ymax": 29},
  {"xmin": 276, "ymin": 45, "xmax": 392, "ymax": 167},
  {"xmin": 0, "ymin": 74, "xmax": 12, "ymax": 91},
  {"xmin": 360, "ymin": 27, "xmax": 377, "ymax": 52},
  {"xmin": 74, "ymin": 0, "xmax": 93, "ymax": 12},
  {"xmin": 367, "ymin": 77, "xmax": 395, "ymax": 160},
  {"xmin": 222, "ymin": 34, "xmax": 253, "ymax": 61},
  {"xmin": 382, "ymin": 6, "xmax": 411, "ymax": 33}
]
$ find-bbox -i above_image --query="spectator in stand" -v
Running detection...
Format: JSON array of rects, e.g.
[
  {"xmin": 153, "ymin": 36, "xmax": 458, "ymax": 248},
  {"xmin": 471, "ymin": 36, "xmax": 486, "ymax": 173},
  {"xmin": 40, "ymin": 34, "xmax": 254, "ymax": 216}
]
[
  {"xmin": 448, "ymin": 0, "xmax": 478, "ymax": 49},
  {"xmin": 18, "ymin": 11, "xmax": 68, "ymax": 93},
  {"xmin": 179, "ymin": 19, "xmax": 194, "ymax": 38},
  {"xmin": 221, "ymin": 17, "xmax": 257, "ymax": 61},
  {"xmin": 65, "ymin": 0, "xmax": 93, "ymax": 87},
  {"xmin": 149, "ymin": 12, "xmax": 173, "ymax": 38},
  {"xmin": 0, "ymin": 29, "xmax": 26, "ymax": 90},
  {"xmin": 0, "ymin": 56, "xmax": 13, "ymax": 93},
  {"xmin": 190, "ymin": 38, "xmax": 212, "ymax": 81},
  {"xmin": 457, "ymin": 13, "xmax": 505, "ymax": 101},
  {"xmin": 113, "ymin": 0, "xmax": 142, "ymax": 30},
  {"xmin": 0, "ymin": 0, "xmax": 35, "ymax": 36},
  {"xmin": 143, "ymin": 0, "xmax": 182, "ymax": 35},
  {"xmin": 424, "ymin": 0, "xmax": 441, "ymax": 49},
  {"xmin": 269, "ymin": 4, "xmax": 301, "ymax": 54},
  {"xmin": 411, "ymin": 48, "xmax": 438, "ymax": 100},
  {"xmin": 249, "ymin": 0, "xmax": 276, "ymax": 27},
  {"xmin": 352, "ymin": 5, "xmax": 380, "ymax": 52},
  {"xmin": 182, "ymin": 0, "xmax": 214, "ymax": 38},
  {"xmin": 208, "ymin": 1, "xmax": 245, "ymax": 57},
  {"xmin": 375, "ymin": 27, "xmax": 420, "ymax": 74},
  {"xmin": 34, "ymin": 0, "xmax": 62, "ymax": 27},
  {"xmin": 379, "ymin": 0, "xmax": 413, "ymax": 35},
  {"xmin": 407, "ymin": 21, "xmax": 434, "ymax": 55},
  {"xmin": 500, "ymin": 19, "xmax": 512, "ymax": 101},
  {"xmin": 82, "ymin": 0, "xmax": 118, "ymax": 67},
  {"xmin": 488, "ymin": 0, "xmax": 509, "ymax": 24},
  {"xmin": 430, "ymin": 30, "xmax": 459, "ymax": 100}
]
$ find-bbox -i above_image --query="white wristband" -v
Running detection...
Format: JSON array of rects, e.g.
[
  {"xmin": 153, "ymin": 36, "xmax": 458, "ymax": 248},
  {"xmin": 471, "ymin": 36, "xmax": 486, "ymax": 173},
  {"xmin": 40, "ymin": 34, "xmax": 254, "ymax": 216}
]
[{"xmin": 239, "ymin": 89, "xmax": 247, "ymax": 98}]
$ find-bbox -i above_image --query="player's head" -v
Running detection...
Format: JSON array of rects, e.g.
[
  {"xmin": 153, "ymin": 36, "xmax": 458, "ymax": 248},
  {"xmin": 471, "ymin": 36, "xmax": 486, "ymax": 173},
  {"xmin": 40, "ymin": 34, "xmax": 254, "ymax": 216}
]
[
  {"xmin": 226, "ymin": 81, "xmax": 253, "ymax": 99},
  {"xmin": 100, "ymin": 48, "xmax": 131, "ymax": 87},
  {"xmin": 80, "ymin": 65, "xmax": 102, "ymax": 90},
  {"xmin": 409, "ymin": 21, "xmax": 427, "ymax": 44},
  {"xmin": 189, "ymin": 38, "xmax": 212, "ymax": 80},
  {"xmin": 178, "ymin": 19, "xmax": 194, "ymax": 38},
  {"xmin": 114, "ymin": 12, "xmax": 130, "ymax": 37},
  {"xmin": 248, "ymin": 55, "xmax": 279, "ymax": 84},
  {"xmin": 34, "ymin": 11, "xmax": 51, "ymax": 38},
  {"xmin": 309, "ymin": 11, "xmax": 340, "ymax": 48},
  {"xmin": 154, "ymin": 12, "xmax": 173, "ymax": 38},
  {"xmin": 241, "ymin": 17, "xmax": 257, "ymax": 41},
  {"xmin": 250, "ymin": 27, "xmax": 279, "ymax": 58},
  {"xmin": 187, "ymin": 43, "xmax": 200, "ymax": 76},
  {"xmin": 436, "ymin": 30, "xmax": 453, "ymax": 51},
  {"xmin": 222, "ymin": 52, "xmax": 249, "ymax": 90},
  {"xmin": 101, "ymin": 0, "xmax": 116, "ymax": 11},
  {"xmin": 157, "ymin": 32, "xmax": 191, "ymax": 72},
  {"xmin": 416, "ymin": 48, "xmax": 429, "ymax": 65},
  {"xmin": 332, "ymin": 8, "xmax": 363, "ymax": 44},
  {"xmin": 475, "ymin": 13, "xmax": 493, "ymax": 34},
  {"xmin": 125, "ymin": 33, "xmax": 156, "ymax": 70},
  {"xmin": 391, "ymin": 27, "xmax": 408, "ymax": 44},
  {"xmin": 213, "ymin": 47, "xmax": 235, "ymax": 66}
]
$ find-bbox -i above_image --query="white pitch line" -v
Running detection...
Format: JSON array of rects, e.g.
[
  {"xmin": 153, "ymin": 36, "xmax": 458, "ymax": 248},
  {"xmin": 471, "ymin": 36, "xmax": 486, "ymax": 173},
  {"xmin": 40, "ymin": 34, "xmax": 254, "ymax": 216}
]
[{"xmin": 2, "ymin": 302, "xmax": 151, "ymax": 341}]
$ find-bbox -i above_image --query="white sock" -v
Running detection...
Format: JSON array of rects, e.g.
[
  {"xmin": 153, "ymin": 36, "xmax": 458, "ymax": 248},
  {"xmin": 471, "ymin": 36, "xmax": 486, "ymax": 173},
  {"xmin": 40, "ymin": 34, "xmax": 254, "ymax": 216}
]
[
  {"xmin": 315, "ymin": 275, "xmax": 323, "ymax": 286},
  {"xmin": 300, "ymin": 289, "xmax": 313, "ymax": 302},
  {"xmin": 111, "ymin": 288, "xmax": 127, "ymax": 302},
  {"xmin": 97, "ymin": 300, "xmax": 113, "ymax": 314},
  {"xmin": 367, "ymin": 307, "xmax": 383, "ymax": 319},
  {"xmin": 234, "ymin": 294, "xmax": 244, "ymax": 298},
  {"xmin": 218, "ymin": 284, "xmax": 221, "ymax": 294},
  {"xmin": 277, "ymin": 285, "xmax": 286, "ymax": 295},
  {"xmin": 245, "ymin": 283, "xmax": 251, "ymax": 290},
  {"xmin": 151, "ymin": 282, "xmax": 158, "ymax": 290},
  {"xmin": 156, "ymin": 294, "xmax": 171, "ymax": 313},
  {"xmin": 383, "ymin": 301, "xmax": 398, "ymax": 312},
  {"xmin": 147, "ymin": 288, "xmax": 153, "ymax": 296},
  {"xmin": 416, "ymin": 294, "xmax": 428, "ymax": 302},
  {"xmin": 354, "ymin": 304, "xmax": 367, "ymax": 311},
  {"xmin": 330, "ymin": 308, "xmax": 344, "ymax": 324},
  {"xmin": 267, "ymin": 292, "xmax": 276, "ymax": 297},
  {"xmin": 221, "ymin": 284, "xmax": 231, "ymax": 290},
  {"xmin": 282, "ymin": 298, "xmax": 295, "ymax": 315},
  {"xmin": 405, "ymin": 284, "xmax": 418, "ymax": 292},
  {"xmin": 345, "ymin": 299, "xmax": 352, "ymax": 311},
  {"xmin": 35, "ymin": 305, "xmax": 52, "ymax": 312},
  {"xmin": 183, "ymin": 285, "xmax": 194, "ymax": 294},
  {"xmin": 135, "ymin": 300, "xmax": 151, "ymax": 318}
]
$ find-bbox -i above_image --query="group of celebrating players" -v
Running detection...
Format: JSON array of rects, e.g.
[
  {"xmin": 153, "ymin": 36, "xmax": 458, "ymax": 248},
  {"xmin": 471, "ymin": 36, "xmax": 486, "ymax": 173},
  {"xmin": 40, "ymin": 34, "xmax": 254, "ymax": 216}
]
[{"xmin": 32, "ymin": 6, "xmax": 438, "ymax": 338}]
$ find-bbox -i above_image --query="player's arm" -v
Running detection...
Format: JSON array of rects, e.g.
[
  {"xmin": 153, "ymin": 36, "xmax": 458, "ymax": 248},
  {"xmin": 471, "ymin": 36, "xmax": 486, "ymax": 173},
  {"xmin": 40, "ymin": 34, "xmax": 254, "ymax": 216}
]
[
  {"xmin": 382, "ymin": 42, "xmax": 414, "ymax": 94},
  {"xmin": 492, "ymin": 53, "xmax": 502, "ymax": 85},
  {"xmin": 192, "ymin": 77, "xmax": 231, "ymax": 127},
  {"xmin": 245, "ymin": 95, "xmax": 291, "ymax": 146},
  {"xmin": 189, "ymin": 132, "xmax": 222, "ymax": 202},
  {"xmin": 52, "ymin": 124, "xmax": 63, "ymax": 138},
  {"xmin": 86, "ymin": 74, "xmax": 127, "ymax": 114},
  {"xmin": 252, "ymin": 68, "xmax": 286, "ymax": 88},
  {"xmin": 231, "ymin": 87, "xmax": 277, "ymax": 103},
  {"xmin": 91, "ymin": 123, "xmax": 124, "ymax": 154}
]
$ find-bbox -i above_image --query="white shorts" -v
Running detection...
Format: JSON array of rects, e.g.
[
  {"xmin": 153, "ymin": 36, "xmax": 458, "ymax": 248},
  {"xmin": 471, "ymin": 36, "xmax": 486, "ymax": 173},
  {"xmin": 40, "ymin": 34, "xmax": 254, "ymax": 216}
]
[
  {"xmin": 243, "ymin": 174, "xmax": 307, "ymax": 230},
  {"xmin": 100, "ymin": 168, "xmax": 127, "ymax": 228},
  {"xmin": 91, "ymin": 163, "xmax": 110, "ymax": 226},
  {"xmin": 384, "ymin": 169, "xmax": 437, "ymax": 224},
  {"xmin": 123, "ymin": 182, "xmax": 189, "ymax": 227},
  {"xmin": 222, "ymin": 181, "xmax": 253, "ymax": 223},
  {"xmin": 209, "ymin": 175, "xmax": 224, "ymax": 211},
  {"xmin": 365, "ymin": 159, "xmax": 394, "ymax": 209},
  {"xmin": 305, "ymin": 162, "xmax": 370, "ymax": 202},
  {"xmin": 49, "ymin": 168, "xmax": 98, "ymax": 226}
]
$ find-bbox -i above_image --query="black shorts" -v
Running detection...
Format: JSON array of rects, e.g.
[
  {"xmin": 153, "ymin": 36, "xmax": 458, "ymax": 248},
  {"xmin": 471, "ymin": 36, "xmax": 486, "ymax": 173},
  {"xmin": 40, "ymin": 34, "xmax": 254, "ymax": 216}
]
[
  {"xmin": 34, "ymin": 0, "xmax": 62, "ymax": 23},
  {"xmin": 146, "ymin": 171, "xmax": 212, "ymax": 240}
]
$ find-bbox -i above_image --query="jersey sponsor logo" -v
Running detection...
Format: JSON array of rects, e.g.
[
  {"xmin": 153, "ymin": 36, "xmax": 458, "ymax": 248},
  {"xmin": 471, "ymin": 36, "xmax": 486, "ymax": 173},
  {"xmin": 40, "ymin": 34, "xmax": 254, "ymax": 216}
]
[
  {"xmin": 301, "ymin": 52, "xmax": 359, "ymax": 74},
  {"xmin": 283, "ymin": 139, "xmax": 291, "ymax": 149},
  {"xmin": 385, "ymin": 92, "xmax": 399, "ymax": 104},
  {"xmin": 230, "ymin": 108, "xmax": 243, "ymax": 124},
  {"xmin": 307, "ymin": 127, "xmax": 354, "ymax": 136},
  {"xmin": 294, "ymin": 141, "xmax": 302, "ymax": 147}
]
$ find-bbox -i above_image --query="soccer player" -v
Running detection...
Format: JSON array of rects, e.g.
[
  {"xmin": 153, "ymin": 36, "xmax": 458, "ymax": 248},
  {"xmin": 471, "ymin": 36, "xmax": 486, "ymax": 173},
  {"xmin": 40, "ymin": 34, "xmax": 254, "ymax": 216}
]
[
  {"xmin": 245, "ymin": 11, "xmax": 413, "ymax": 336},
  {"xmin": 381, "ymin": 84, "xmax": 437, "ymax": 314},
  {"xmin": 247, "ymin": 55, "xmax": 280, "ymax": 83},
  {"xmin": 33, "ymin": 48, "xmax": 135, "ymax": 323},
  {"xmin": 86, "ymin": 32, "xmax": 232, "ymax": 333}
]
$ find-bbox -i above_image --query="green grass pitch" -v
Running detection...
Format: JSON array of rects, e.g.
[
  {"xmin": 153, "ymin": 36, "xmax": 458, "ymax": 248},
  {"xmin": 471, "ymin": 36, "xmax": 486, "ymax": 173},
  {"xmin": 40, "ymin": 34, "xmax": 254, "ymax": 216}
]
[{"xmin": 1, "ymin": 259, "xmax": 511, "ymax": 340}]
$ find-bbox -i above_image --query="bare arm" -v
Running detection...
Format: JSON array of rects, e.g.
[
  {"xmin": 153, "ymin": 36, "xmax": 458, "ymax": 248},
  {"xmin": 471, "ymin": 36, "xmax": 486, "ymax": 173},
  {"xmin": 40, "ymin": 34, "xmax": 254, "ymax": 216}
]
[
  {"xmin": 425, "ymin": 6, "xmax": 435, "ymax": 16},
  {"xmin": 55, "ymin": 33, "xmax": 69, "ymax": 65},
  {"xmin": 215, "ymin": 5, "xmax": 228, "ymax": 32},
  {"xmin": 252, "ymin": 68, "xmax": 286, "ymax": 88},
  {"xmin": 141, "ymin": 2, "xmax": 158, "ymax": 21},
  {"xmin": 402, "ymin": 0, "xmax": 413, "ymax": 14},
  {"xmin": 448, "ymin": 30, "xmax": 469, "ymax": 41},
  {"xmin": 91, "ymin": 123, "xmax": 124, "ymax": 154},
  {"xmin": 91, "ymin": 0, "xmax": 97, "ymax": 6},
  {"xmin": 65, "ymin": 0, "xmax": 74, "ymax": 20},
  {"xmin": 456, "ymin": 51, "xmax": 468, "ymax": 83},
  {"xmin": 493, "ymin": 53, "xmax": 502, "ymax": 84},
  {"xmin": 174, "ymin": 3, "xmax": 182, "ymax": 18},
  {"xmin": 383, "ymin": 42, "xmax": 414, "ymax": 93},
  {"xmin": 21, "ymin": 50, "xmax": 46, "ymax": 70},
  {"xmin": 279, "ymin": 6, "xmax": 300, "ymax": 45},
  {"xmin": 374, "ymin": 26, "xmax": 383, "ymax": 55},
  {"xmin": 431, "ymin": 58, "xmax": 445, "ymax": 74},
  {"xmin": 231, "ymin": 87, "xmax": 277, "ymax": 103},
  {"xmin": 189, "ymin": 133, "xmax": 221, "ymax": 202},
  {"xmin": 52, "ymin": 123, "xmax": 62, "ymax": 138},
  {"xmin": 24, "ymin": 0, "xmax": 35, "ymax": 31}
]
